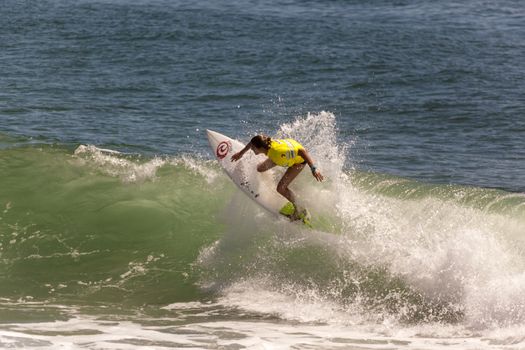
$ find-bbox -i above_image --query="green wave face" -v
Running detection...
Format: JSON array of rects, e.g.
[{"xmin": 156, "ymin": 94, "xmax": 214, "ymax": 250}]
[{"xmin": 0, "ymin": 144, "xmax": 229, "ymax": 305}]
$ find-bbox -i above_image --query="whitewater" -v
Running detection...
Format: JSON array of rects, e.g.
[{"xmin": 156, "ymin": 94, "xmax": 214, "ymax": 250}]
[{"xmin": 1, "ymin": 113, "xmax": 525, "ymax": 349}]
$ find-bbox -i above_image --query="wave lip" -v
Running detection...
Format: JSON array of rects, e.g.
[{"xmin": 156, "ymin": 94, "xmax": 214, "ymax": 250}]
[{"xmin": 73, "ymin": 144, "xmax": 166, "ymax": 183}]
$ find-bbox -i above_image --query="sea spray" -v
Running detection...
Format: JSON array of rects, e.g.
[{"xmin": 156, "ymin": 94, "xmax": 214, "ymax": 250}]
[{"xmin": 198, "ymin": 112, "xmax": 525, "ymax": 329}]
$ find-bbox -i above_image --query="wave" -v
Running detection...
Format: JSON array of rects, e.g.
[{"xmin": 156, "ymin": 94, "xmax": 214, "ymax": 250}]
[
  {"xmin": 1, "ymin": 113, "xmax": 524, "ymax": 330},
  {"xmin": 0, "ymin": 142, "xmax": 229, "ymax": 305}
]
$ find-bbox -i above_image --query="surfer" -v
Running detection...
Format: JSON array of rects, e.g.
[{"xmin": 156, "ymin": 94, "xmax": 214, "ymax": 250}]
[{"xmin": 231, "ymin": 135, "xmax": 324, "ymax": 220}]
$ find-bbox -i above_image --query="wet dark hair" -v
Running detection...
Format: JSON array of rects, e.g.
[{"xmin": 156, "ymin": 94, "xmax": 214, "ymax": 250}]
[{"xmin": 250, "ymin": 135, "xmax": 272, "ymax": 150}]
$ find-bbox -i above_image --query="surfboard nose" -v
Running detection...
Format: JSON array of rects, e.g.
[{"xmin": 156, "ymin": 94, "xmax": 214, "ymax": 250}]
[
  {"xmin": 206, "ymin": 129, "xmax": 216, "ymax": 144},
  {"xmin": 206, "ymin": 129, "xmax": 225, "ymax": 149},
  {"xmin": 206, "ymin": 129, "xmax": 219, "ymax": 142}
]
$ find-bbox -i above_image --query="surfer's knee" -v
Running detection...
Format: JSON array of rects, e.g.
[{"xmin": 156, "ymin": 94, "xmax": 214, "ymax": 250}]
[{"xmin": 276, "ymin": 182, "xmax": 287, "ymax": 195}]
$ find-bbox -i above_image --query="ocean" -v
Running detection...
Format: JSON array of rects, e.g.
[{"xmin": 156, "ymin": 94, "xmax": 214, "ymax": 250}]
[{"xmin": 1, "ymin": 0, "xmax": 524, "ymax": 348}]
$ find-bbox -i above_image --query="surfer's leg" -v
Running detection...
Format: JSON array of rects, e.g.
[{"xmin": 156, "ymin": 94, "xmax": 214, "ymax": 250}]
[
  {"xmin": 257, "ymin": 158, "xmax": 276, "ymax": 172},
  {"xmin": 276, "ymin": 163, "xmax": 305, "ymax": 206}
]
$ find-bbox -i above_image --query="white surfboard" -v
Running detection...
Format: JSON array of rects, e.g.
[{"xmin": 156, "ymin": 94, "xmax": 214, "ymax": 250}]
[{"xmin": 206, "ymin": 129, "xmax": 289, "ymax": 217}]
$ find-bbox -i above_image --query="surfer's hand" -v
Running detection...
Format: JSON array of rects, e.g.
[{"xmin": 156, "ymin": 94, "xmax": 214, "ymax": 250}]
[
  {"xmin": 231, "ymin": 152, "xmax": 243, "ymax": 162},
  {"xmin": 312, "ymin": 169, "xmax": 324, "ymax": 182}
]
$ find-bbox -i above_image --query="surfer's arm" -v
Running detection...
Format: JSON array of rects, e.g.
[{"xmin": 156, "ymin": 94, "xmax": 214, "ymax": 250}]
[
  {"xmin": 298, "ymin": 148, "xmax": 324, "ymax": 182},
  {"xmin": 231, "ymin": 142, "xmax": 252, "ymax": 162}
]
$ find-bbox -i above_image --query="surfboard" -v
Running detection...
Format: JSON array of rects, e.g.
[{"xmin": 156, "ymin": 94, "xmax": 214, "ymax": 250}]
[{"xmin": 206, "ymin": 129, "xmax": 311, "ymax": 227}]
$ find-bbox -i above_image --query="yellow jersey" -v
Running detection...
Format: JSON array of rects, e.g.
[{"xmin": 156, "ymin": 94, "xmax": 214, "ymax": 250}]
[{"xmin": 267, "ymin": 139, "xmax": 305, "ymax": 167}]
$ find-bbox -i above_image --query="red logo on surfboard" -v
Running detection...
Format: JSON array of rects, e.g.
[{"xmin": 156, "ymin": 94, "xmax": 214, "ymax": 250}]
[{"xmin": 216, "ymin": 141, "xmax": 231, "ymax": 159}]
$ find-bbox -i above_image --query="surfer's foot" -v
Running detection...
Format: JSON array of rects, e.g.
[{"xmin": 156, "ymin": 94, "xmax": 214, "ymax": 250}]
[
  {"xmin": 290, "ymin": 206, "xmax": 309, "ymax": 222},
  {"xmin": 289, "ymin": 210, "xmax": 300, "ymax": 221},
  {"xmin": 299, "ymin": 208, "xmax": 311, "ymax": 226},
  {"xmin": 279, "ymin": 202, "xmax": 311, "ymax": 226}
]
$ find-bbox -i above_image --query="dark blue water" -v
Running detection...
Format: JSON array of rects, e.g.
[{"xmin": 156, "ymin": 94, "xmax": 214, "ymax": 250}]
[{"xmin": 1, "ymin": 0, "xmax": 524, "ymax": 191}]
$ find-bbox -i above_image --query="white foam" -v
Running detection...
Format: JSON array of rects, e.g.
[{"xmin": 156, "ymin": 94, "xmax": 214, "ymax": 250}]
[
  {"xmin": 218, "ymin": 278, "xmax": 365, "ymax": 325},
  {"xmin": 2, "ymin": 300, "xmax": 525, "ymax": 349},
  {"xmin": 74, "ymin": 144, "xmax": 165, "ymax": 183},
  {"xmin": 338, "ymin": 188, "xmax": 525, "ymax": 328},
  {"xmin": 72, "ymin": 145, "xmax": 223, "ymax": 186},
  {"xmin": 205, "ymin": 112, "xmax": 525, "ymax": 332}
]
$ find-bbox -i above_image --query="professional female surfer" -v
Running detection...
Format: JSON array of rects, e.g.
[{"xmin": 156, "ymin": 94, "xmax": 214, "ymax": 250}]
[{"xmin": 231, "ymin": 135, "xmax": 324, "ymax": 220}]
